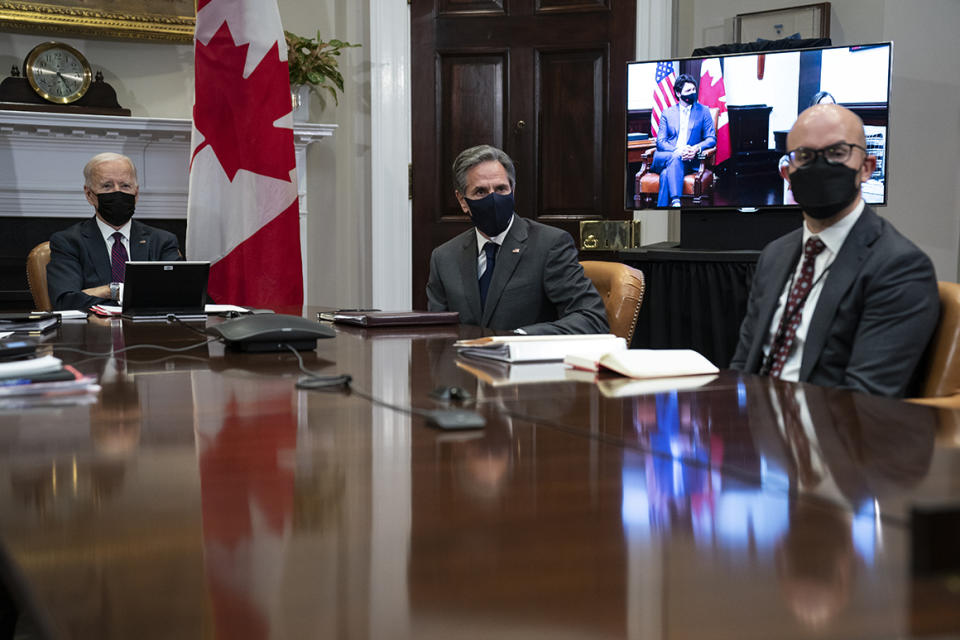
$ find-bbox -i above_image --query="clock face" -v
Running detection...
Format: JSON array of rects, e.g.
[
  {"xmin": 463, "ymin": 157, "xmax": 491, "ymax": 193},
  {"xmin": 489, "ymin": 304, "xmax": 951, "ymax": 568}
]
[{"xmin": 25, "ymin": 42, "xmax": 92, "ymax": 104}]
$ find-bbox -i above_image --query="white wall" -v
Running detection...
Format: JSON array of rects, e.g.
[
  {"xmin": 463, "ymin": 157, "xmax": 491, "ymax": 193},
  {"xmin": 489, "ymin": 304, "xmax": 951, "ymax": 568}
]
[
  {"xmin": 0, "ymin": 0, "xmax": 372, "ymax": 307},
  {"xmin": 675, "ymin": 0, "xmax": 960, "ymax": 281}
]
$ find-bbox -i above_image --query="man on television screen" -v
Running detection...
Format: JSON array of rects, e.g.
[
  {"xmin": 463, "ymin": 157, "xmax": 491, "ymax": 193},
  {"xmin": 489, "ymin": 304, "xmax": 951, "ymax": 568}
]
[
  {"xmin": 47, "ymin": 152, "xmax": 181, "ymax": 311},
  {"xmin": 426, "ymin": 144, "xmax": 608, "ymax": 335},
  {"xmin": 730, "ymin": 104, "xmax": 939, "ymax": 398},
  {"xmin": 652, "ymin": 73, "xmax": 716, "ymax": 207}
]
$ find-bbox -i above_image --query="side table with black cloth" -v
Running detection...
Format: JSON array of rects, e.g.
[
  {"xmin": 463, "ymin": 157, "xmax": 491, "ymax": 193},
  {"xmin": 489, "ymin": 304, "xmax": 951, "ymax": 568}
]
[{"xmin": 618, "ymin": 244, "xmax": 759, "ymax": 367}]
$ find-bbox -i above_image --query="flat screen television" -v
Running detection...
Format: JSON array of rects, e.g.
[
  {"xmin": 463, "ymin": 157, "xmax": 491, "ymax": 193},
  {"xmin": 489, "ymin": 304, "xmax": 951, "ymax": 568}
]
[{"xmin": 625, "ymin": 42, "xmax": 892, "ymax": 211}]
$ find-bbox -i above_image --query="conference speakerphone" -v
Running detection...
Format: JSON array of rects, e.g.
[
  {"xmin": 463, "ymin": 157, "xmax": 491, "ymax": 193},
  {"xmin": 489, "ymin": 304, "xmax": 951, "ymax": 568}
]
[{"xmin": 208, "ymin": 314, "xmax": 335, "ymax": 352}]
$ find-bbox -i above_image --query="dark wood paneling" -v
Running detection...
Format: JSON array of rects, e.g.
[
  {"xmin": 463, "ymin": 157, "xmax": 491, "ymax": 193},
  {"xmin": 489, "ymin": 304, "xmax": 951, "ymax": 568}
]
[
  {"xmin": 537, "ymin": 48, "xmax": 605, "ymax": 217},
  {"xmin": 536, "ymin": 0, "xmax": 609, "ymax": 12},
  {"xmin": 438, "ymin": 52, "xmax": 508, "ymax": 218},
  {"xmin": 439, "ymin": 0, "xmax": 505, "ymax": 16}
]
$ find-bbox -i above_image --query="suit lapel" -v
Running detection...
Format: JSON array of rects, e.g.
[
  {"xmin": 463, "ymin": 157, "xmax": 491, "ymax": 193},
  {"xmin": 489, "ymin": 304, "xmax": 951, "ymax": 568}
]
[
  {"xmin": 748, "ymin": 232, "xmax": 802, "ymax": 371},
  {"xmin": 457, "ymin": 232, "xmax": 483, "ymax": 322},
  {"xmin": 480, "ymin": 217, "xmax": 527, "ymax": 326},
  {"xmin": 81, "ymin": 217, "xmax": 113, "ymax": 285},
  {"xmin": 800, "ymin": 207, "xmax": 881, "ymax": 380},
  {"xmin": 128, "ymin": 221, "xmax": 150, "ymax": 261}
]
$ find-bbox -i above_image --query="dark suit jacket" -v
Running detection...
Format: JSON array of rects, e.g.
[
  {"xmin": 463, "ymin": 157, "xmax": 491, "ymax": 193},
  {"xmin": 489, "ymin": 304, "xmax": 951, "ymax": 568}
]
[
  {"xmin": 730, "ymin": 205, "xmax": 939, "ymax": 398},
  {"xmin": 656, "ymin": 102, "xmax": 716, "ymax": 153},
  {"xmin": 47, "ymin": 217, "xmax": 181, "ymax": 311},
  {"xmin": 426, "ymin": 217, "xmax": 608, "ymax": 334}
]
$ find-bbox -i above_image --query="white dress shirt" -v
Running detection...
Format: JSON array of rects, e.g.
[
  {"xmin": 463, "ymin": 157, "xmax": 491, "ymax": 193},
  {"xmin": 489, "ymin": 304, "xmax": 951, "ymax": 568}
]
[
  {"xmin": 95, "ymin": 216, "xmax": 133, "ymax": 266},
  {"xmin": 761, "ymin": 198, "xmax": 865, "ymax": 381},
  {"xmin": 475, "ymin": 214, "xmax": 515, "ymax": 279},
  {"xmin": 677, "ymin": 102, "xmax": 692, "ymax": 149}
]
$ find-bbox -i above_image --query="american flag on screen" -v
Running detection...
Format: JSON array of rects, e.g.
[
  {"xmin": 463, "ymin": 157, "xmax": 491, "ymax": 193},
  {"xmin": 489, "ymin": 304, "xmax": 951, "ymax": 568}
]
[{"xmin": 651, "ymin": 61, "xmax": 677, "ymax": 137}]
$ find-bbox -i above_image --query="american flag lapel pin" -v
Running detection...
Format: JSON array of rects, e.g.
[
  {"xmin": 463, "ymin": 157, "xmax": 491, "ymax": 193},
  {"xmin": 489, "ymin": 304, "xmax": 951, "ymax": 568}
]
[
  {"xmin": 139, "ymin": 240, "xmax": 146, "ymax": 244},
  {"xmin": 512, "ymin": 248, "xmax": 520, "ymax": 253}
]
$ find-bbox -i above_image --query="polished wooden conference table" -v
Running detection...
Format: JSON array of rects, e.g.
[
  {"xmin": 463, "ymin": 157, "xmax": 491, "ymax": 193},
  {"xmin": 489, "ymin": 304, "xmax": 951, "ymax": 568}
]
[{"xmin": 0, "ymin": 312, "xmax": 958, "ymax": 639}]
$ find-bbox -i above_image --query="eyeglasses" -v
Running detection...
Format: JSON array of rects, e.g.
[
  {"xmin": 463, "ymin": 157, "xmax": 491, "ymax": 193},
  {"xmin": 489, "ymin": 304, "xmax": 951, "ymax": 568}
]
[{"xmin": 785, "ymin": 142, "xmax": 867, "ymax": 169}]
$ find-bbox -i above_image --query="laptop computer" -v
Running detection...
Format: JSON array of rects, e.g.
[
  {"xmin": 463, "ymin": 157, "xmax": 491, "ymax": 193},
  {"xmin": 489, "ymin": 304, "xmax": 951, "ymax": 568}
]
[{"xmin": 122, "ymin": 261, "xmax": 210, "ymax": 321}]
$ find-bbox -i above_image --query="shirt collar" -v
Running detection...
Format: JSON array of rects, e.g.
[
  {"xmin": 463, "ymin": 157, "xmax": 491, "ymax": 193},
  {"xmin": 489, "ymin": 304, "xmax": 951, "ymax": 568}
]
[
  {"xmin": 679, "ymin": 101, "xmax": 692, "ymax": 114},
  {"xmin": 475, "ymin": 214, "xmax": 515, "ymax": 255},
  {"xmin": 802, "ymin": 197, "xmax": 864, "ymax": 256},
  {"xmin": 96, "ymin": 215, "xmax": 133, "ymax": 245}
]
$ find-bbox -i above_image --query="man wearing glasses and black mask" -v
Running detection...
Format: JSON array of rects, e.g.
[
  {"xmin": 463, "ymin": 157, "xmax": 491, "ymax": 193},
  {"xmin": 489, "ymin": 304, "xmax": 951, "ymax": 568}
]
[{"xmin": 730, "ymin": 104, "xmax": 939, "ymax": 398}]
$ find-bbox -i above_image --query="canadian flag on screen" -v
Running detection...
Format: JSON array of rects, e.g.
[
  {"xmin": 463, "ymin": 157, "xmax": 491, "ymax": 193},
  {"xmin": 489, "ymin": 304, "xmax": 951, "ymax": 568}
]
[
  {"xmin": 187, "ymin": 0, "xmax": 302, "ymax": 308},
  {"xmin": 699, "ymin": 57, "xmax": 731, "ymax": 165}
]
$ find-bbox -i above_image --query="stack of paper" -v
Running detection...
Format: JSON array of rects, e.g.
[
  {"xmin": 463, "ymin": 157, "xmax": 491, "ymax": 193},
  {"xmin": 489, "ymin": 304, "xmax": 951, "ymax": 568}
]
[
  {"xmin": 454, "ymin": 334, "xmax": 627, "ymax": 363},
  {"xmin": 0, "ymin": 355, "xmax": 100, "ymax": 405},
  {"xmin": 455, "ymin": 358, "xmax": 572, "ymax": 387}
]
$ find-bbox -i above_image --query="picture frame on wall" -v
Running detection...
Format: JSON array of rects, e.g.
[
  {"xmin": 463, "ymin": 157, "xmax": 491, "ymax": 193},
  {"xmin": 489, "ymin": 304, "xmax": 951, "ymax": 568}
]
[
  {"xmin": 0, "ymin": 0, "xmax": 194, "ymax": 43},
  {"xmin": 735, "ymin": 3, "xmax": 831, "ymax": 43}
]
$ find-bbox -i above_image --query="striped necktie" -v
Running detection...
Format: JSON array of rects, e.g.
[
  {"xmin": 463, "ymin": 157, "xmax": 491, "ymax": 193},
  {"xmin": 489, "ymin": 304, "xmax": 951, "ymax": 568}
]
[{"xmin": 111, "ymin": 231, "xmax": 128, "ymax": 283}]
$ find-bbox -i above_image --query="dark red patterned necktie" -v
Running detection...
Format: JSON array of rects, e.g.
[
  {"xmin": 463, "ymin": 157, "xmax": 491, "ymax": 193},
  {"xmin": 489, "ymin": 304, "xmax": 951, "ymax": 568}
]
[
  {"xmin": 768, "ymin": 236, "xmax": 826, "ymax": 378},
  {"xmin": 111, "ymin": 231, "xmax": 128, "ymax": 283}
]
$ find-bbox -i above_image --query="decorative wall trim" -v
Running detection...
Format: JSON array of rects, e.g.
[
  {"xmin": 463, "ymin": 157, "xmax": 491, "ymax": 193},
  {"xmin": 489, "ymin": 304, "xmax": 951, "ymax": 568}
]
[{"xmin": 369, "ymin": 0, "xmax": 412, "ymax": 310}]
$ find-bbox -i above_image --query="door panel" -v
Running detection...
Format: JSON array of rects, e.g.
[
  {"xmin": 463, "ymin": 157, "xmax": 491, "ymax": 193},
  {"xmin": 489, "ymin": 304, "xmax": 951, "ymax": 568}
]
[
  {"xmin": 536, "ymin": 0, "xmax": 609, "ymax": 12},
  {"xmin": 438, "ymin": 53, "xmax": 509, "ymax": 216},
  {"xmin": 537, "ymin": 47, "xmax": 606, "ymax": 218},
  {"xmin": 439, "ymin": 0, "xmax": 505, "ymax": 16}
]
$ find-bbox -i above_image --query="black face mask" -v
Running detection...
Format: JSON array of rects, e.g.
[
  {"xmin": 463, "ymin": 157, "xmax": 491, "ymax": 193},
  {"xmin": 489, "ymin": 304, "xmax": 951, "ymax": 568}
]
[
  {"xmin": 789, "ymin": 158, "xmax": 861, "ymax": 220},
  {"xmin": 679, "ymin": 91, "xmax": 698, "ymax": 105},
  {"xmin": 465, "ymin": 191, "xmax": 514, "ymax": 237},
  {"xmin": 96, "ymin": 191, "xmax": 136, "ymax": 227}
]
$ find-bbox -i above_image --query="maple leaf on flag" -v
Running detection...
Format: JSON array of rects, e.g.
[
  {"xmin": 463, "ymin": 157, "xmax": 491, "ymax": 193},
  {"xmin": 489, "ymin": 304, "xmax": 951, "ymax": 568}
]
[{"xmin": 193, "ymin": 21, "xmax": 295, "ymax": 182}]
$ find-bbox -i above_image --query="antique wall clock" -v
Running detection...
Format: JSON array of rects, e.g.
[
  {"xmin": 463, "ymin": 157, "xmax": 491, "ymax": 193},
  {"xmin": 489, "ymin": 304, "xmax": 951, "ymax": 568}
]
[{"xmin": 24, "ymin": 41, "xmax": 93, "ymax": 104}]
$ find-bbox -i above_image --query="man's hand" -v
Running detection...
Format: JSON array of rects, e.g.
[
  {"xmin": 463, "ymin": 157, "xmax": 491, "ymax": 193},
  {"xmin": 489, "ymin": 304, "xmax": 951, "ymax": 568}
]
[
  {"xmin": 679, "ymin": 145, "xmax": 698, "ymax": 160},
  {"xmin": 83, "ymin": 285, "xmax": 111, "ymax": 300}
]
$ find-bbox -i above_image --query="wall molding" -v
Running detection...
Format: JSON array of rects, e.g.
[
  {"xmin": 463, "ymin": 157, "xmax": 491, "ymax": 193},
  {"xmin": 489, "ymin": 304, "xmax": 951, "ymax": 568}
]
[{"xmin": 369, "ymin": 1, "xmax": 412, "ymax": 310}]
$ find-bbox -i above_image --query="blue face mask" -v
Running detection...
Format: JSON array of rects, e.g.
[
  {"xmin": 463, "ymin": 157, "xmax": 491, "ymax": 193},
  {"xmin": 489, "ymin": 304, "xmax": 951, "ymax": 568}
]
[{"xmin": 465, "ymin": 191, "xmax": 515, "ymax": 237}]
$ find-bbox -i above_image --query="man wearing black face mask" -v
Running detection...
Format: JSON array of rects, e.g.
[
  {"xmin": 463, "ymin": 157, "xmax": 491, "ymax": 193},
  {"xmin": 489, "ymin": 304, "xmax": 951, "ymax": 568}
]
[
  {"xmin": 730, "ymin": 105, "xmax": 939, "ymax": 398},
  {"xmin": 47, "ymin": 152, "xmax": 181, "ymax": 310},
  {"xmin": 426, "ymin": 145, "xmax": 607, "ymax": 334},
  {"xmin": 650, "ymin": 73, "xmax": 716, "ymax": 207}
]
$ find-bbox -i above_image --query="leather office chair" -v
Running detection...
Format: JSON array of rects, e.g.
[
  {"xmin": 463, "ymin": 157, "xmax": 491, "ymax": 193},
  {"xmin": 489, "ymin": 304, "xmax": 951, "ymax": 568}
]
[
  {"xmin": 27, "ymin": 241, "xmax": 52, "ymax": 312},
  {"xmin": 909, "ymin": 281, "xmax": 960, "ymax": 408},
  {"xmin": 634, "ymin": 107, "xmax": 719, "ymax": 208},
  {"xmin": 580, "ymin": 261, "xmax": 645, "ymax": 344}
]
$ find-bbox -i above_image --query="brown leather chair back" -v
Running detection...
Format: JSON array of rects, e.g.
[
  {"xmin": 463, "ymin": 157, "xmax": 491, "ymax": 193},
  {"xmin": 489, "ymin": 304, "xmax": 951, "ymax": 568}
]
[
  {"xmin": 27, "ymin": 241, "xmax": 52, "ymax": 312},
  {"xmin": 580, "ymin": 261, "xmax": 645, "ymax": 343},
  {"xmin": 917, "ymin": 281, "xmax": 960, "ymax": 399}
]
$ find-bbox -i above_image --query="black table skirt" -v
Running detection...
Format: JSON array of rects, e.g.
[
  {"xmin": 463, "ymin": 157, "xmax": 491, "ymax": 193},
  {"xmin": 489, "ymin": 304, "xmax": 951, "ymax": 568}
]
[{"xmin": 620, "ymin": 249, "xmax": 759, "ymax": 368}]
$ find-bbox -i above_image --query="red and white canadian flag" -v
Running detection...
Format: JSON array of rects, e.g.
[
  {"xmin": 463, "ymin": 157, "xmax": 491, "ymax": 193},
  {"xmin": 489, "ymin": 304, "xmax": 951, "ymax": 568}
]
[
  {"xmin": 187, "ymin": 0, "xmax": 302, "ymax": 309},
  {"xmin": 699, "ymin": 57, "xmax": 731, "ymax": 165}
]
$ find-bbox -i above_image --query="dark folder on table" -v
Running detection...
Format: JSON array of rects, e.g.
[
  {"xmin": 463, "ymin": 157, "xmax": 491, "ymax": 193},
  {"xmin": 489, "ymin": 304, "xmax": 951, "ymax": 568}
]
[
  {"xmin": 318, "ymin": 311, "xmax": 459, "ymax": 327},
  {"xmin": 122, "ymin": 261, "xmax": 210, "ymax": 321},
  {"xmin": 0, "ymin": 312, "xmax": 60, "ymax": 333}
]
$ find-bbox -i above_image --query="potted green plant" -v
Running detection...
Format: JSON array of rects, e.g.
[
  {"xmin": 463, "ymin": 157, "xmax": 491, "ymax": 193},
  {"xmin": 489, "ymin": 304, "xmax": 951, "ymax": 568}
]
[{"xmin": 285, "ymin": 30, "xmax": 360, "ymax": 120}]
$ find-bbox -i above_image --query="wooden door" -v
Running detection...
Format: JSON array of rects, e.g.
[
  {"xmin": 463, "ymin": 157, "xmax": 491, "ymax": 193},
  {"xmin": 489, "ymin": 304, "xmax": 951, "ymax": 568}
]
[{"xmin": 410, "ymin": 0, "xmax": 636, "ymax": 309}]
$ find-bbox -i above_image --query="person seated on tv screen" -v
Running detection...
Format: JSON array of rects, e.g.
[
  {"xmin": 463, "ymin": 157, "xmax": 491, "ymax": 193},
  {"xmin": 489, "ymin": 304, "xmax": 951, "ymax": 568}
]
[
  {"xmin": 730, "ymin": 104, "xmax": 939, "ymax": 398},
  {"xmin": 650, "ymin": 73, "xmax": 717, "ymax": 207},
  {"xmin": 47, "ymin": 152, "xmax": 181, "ymax": 311},
  {"xmin": 426, "ymin": 144, "xmax": 608, "ymax": 335}
]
